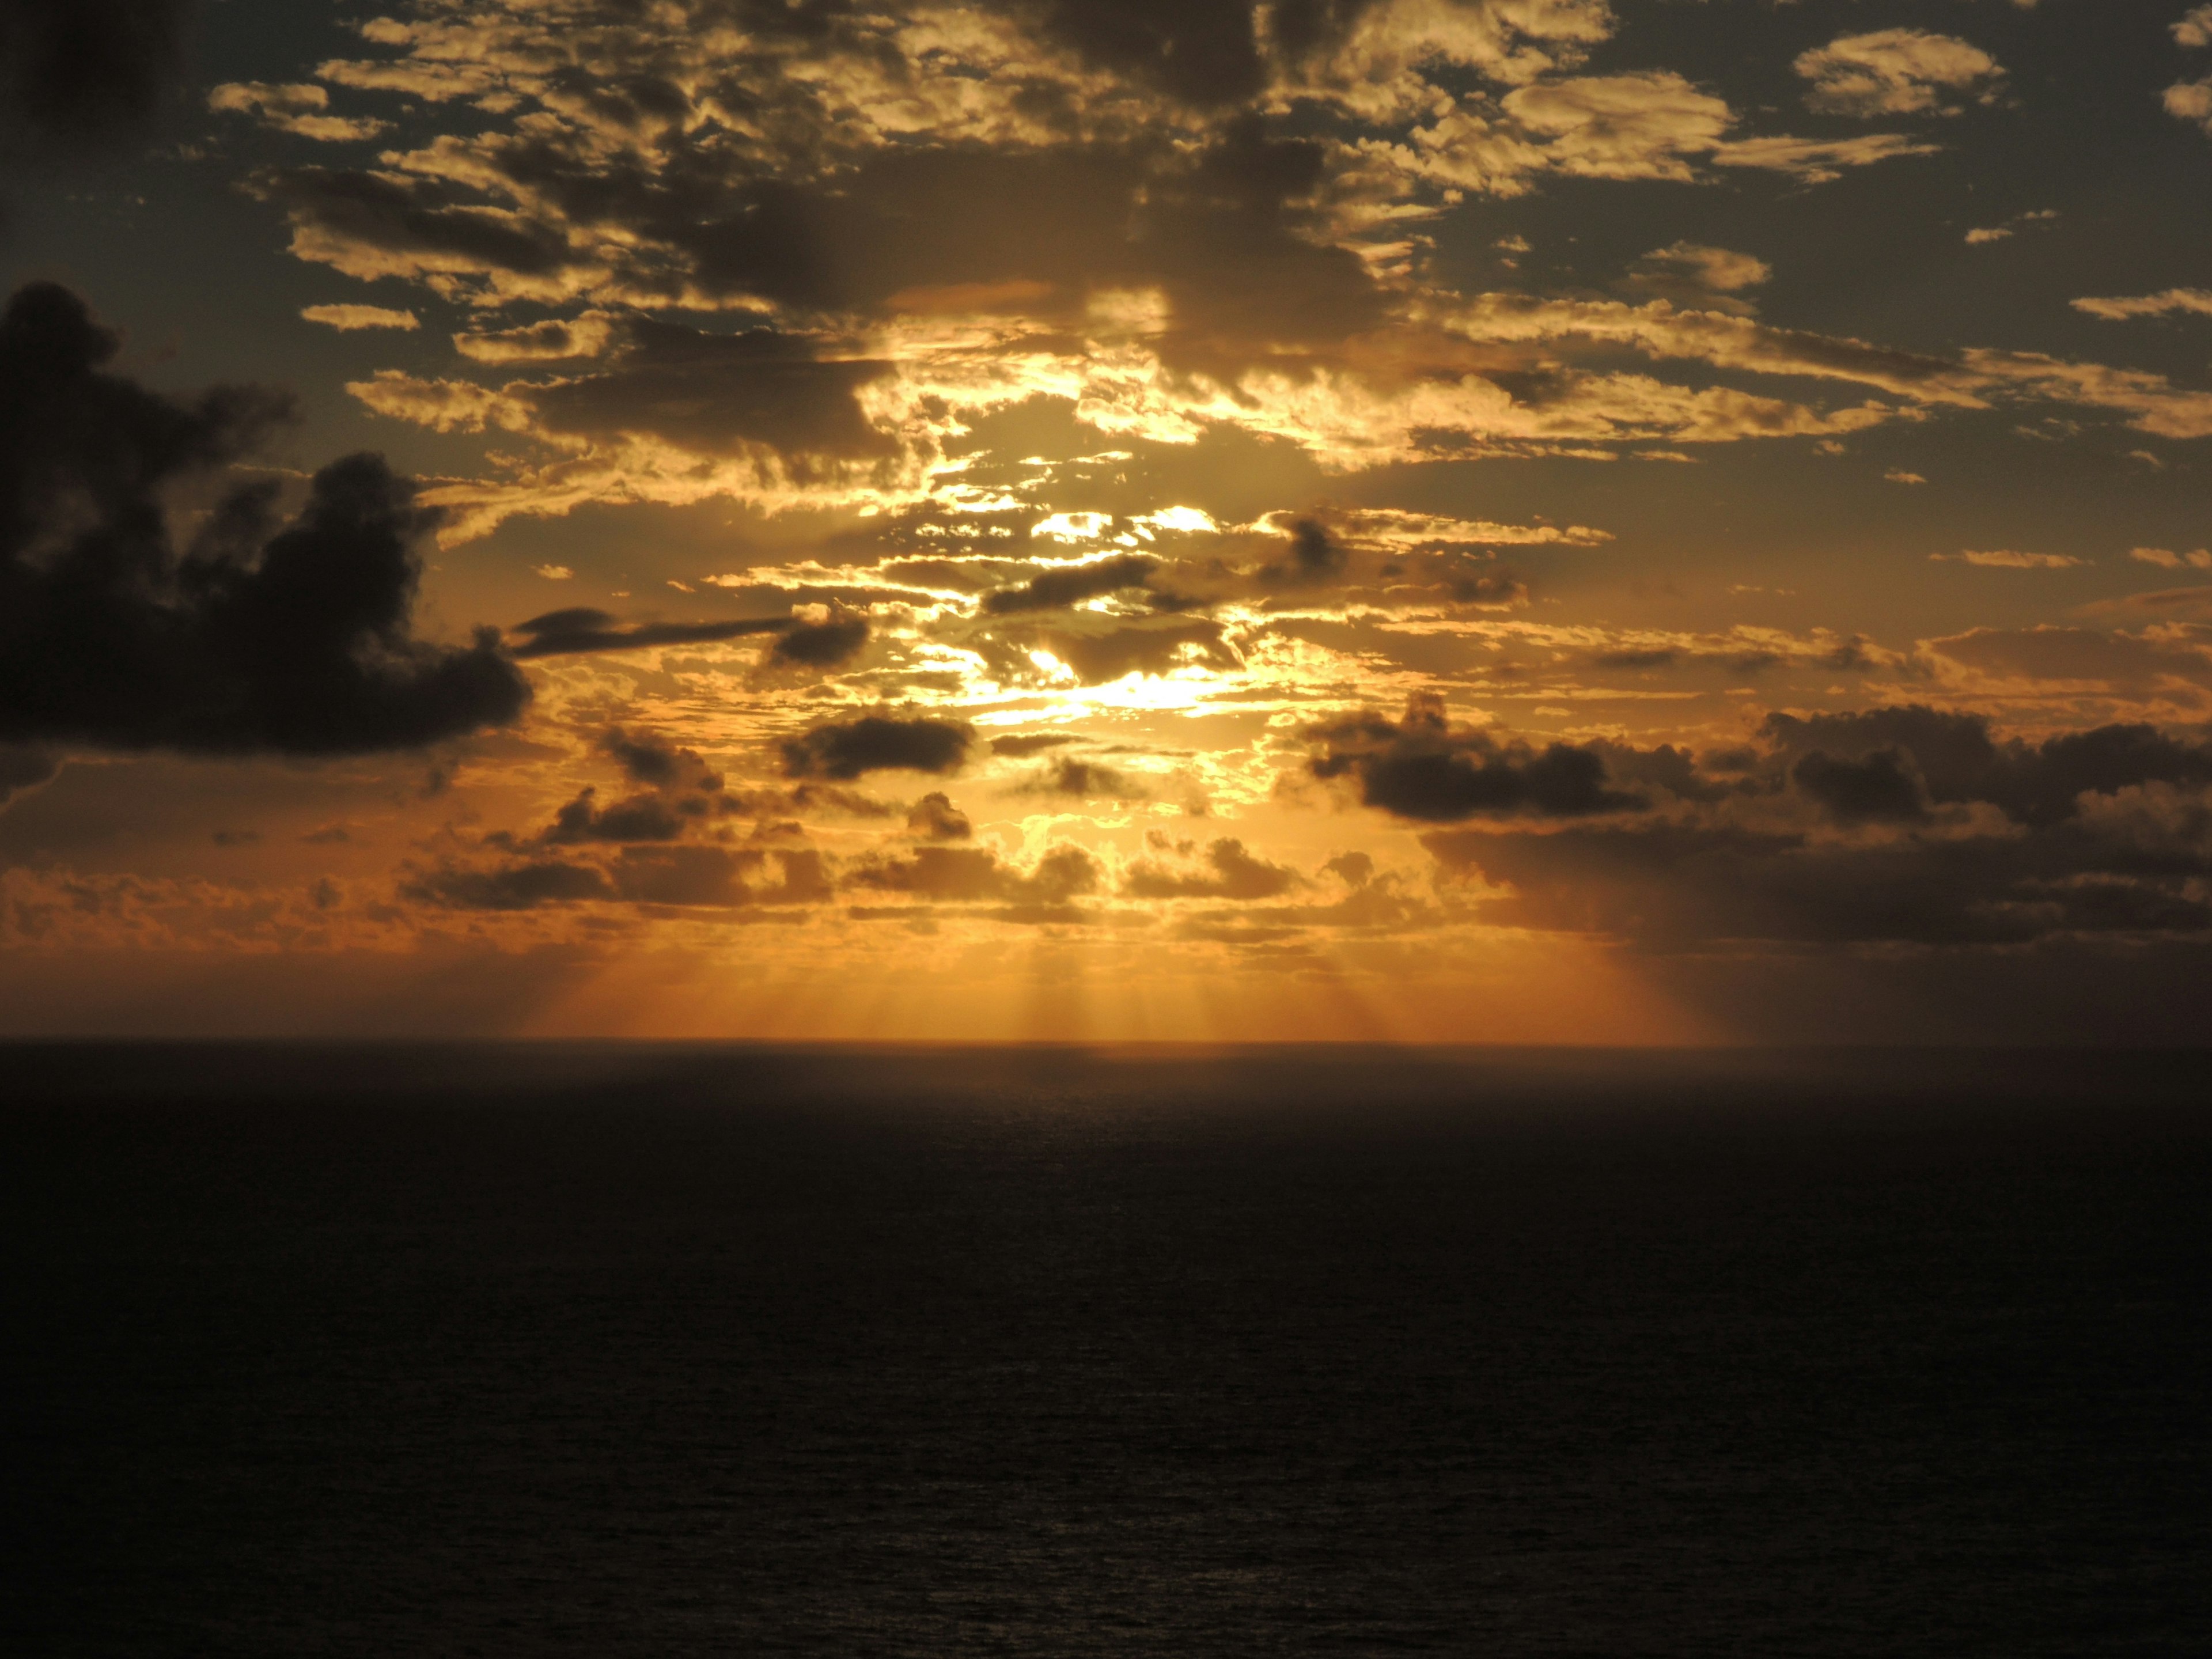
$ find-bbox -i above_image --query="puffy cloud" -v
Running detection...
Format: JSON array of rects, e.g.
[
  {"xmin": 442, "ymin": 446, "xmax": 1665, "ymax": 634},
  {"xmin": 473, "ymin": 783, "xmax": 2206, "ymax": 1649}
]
[
  {"xmin": 781, "ymin": 714, "xmax": 974, "ymax": 779},
  {"xmin": 0, "ymin": 283, "xmax": 529, "ymax": 756},
  {"xmin": 906, "ymin": 791, "xmax": 972, "ymax": 840},
  {"xmin": 2165, "ymin": 77, "xmax": 2212, "ymax": 137},
  {"xmin": 2180, "ymin": 7, "xmax": 2212, "ymax": 49},
  {"xmin": 1794, "ymin": 30, "xmax": 2003, "ymax": 119}
]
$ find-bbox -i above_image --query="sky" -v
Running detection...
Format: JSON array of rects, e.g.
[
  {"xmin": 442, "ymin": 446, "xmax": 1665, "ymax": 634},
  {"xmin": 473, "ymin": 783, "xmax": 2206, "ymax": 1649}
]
[{"xmin": 3, "ymin": 0, "xmax": 2211, "ymax": 1042}]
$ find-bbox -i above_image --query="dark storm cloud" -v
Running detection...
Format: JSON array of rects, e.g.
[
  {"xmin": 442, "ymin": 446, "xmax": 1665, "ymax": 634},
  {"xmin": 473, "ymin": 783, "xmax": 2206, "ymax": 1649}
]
[
  {"xmin": 506, "ymin": 608, "xmax": 787, "ymax": 658},
  {"xmin": 1123, "ymin": 837, "xmax": 1300, "ymax": 900},
  {"xmin": 981, "ymin": 554, "xmax": 1158, "ymax": 614},
  {"xmin": 0, "ymin": 0, "xmax": 188, "ymax": 155},
  {"xmin": 1307, "ymin": 695, "xmax": 1645, "ymax": 823},
  {"xmin": 781, "ymin": 714, "xmax": 973, "ymax": 779},
  {"xmin": 543, "ymin": 787, "xmax": 691, "ymax": 844},
  {"xmin": 601, "ymin": 726, "xmax": 683, "ymax": 786},
  {"xmin": 0, "ymin": 284, "xmax": 529, "ymax": 755}
]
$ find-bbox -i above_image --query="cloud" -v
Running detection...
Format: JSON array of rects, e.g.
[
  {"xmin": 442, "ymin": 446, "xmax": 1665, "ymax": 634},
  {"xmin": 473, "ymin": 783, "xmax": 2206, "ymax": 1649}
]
[
  {"xmin": 301, "ymin": 304, "xmax": 420, "ymax": 332},
  {"xmin": 2071, "ymin": 289, "xmax": 2212, "ymax": 322},
  {"xmin": 1306, "ymin": 693, "xmax": 1646, "ymax": 822},
  {"xmin": 1619, "ymin": 241, "xmax": 1772, "ymax": 312},
  {"xmin": 1122, "ymin": 836, "xmax": 1299, "ymax": 899},
  {"xmin": 2130, "ymin": 547, "xmax": 2212, "ymax": 570},
  {"xmin": 1, "ymin": 747, "xmax": 58, "ymax": 807},
  {"xmin": 0, "ymin": 283, "xmax": 529, "ymax": 755},
  {"xmin": 1421, "ymin": 707, "xmax": 2212, "ymax": 948},
  {"xmin": 906, "ymin": 791, "xmax": 972, "ymax": 840},
  {"xmin": 845, "ymin": 841, "xmax": 1101, "ymax": 907},
  {"xmin": 1018, "ymin": 755, "xmax": 1150, "ymax": 800},
  {"xmin": 781, "ymin": 714, "xmax": 974, "ymax": 779},
  {"xmin": 2166, "ymin": 78, "xmax": 2212, "ymax": 137},
  {"xmin": 771, "ymin": 610, "xmax": 872, "ymax": 667},
  {"xmin": 2181, "ymin": 6, "xmax": 2212, "ymax": 49},
  {"xmin": 980, "ymin": 552, "xmax": 1159, "ymax": 614},
  {"xmin": 1930, "ymin": 550, "xmax": 2089, "ymax": 569},
  {"xmin": 0, "ymin": 0, "xmax": 187, "ymax": 156},
  {"xmin": 505, "ymin": 607, "xmax": 787, "ymax": 659},
  {"xmin": 209, "ymin": 81, "xmax": 388, "ymax": 142},
  {"xmin": 1795, "ymin": 30, "xmax": 2003, "ymax": 118}
]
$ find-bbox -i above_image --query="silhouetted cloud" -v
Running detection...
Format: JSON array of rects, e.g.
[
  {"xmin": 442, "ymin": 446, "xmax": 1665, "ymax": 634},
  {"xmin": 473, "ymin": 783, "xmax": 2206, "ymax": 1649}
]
[
  {"xmin": 507, "ymin": 608, "xmax": 787, "ymax": 658},
  {"xmin": 0, "ymin": 284, "xmax": 529, "ymax": 754},
  {"xmin": 981, "ymin": 554, "xmax": 1158, "ymax": 614},
  {"xmin": 781, "ymin": 714, "xmax": 973, "ymax": 779},
  {"xmin": 1791, "ymin": 748, "xmax": 1930, "ymax": 825},
  {"xmin": 1308, "ymin": 694, "xmax": 1645, "ymax": 822},
  {"xmin": 771, "ymin": 611, "xmax": 871, "ymax": 666}
]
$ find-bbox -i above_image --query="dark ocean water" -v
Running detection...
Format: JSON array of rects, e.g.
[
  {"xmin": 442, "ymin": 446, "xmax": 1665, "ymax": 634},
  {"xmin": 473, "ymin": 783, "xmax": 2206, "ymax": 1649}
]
[{"xmin": 4, "ymin": 1044, "xmax": 2208, "ymax": 1657}]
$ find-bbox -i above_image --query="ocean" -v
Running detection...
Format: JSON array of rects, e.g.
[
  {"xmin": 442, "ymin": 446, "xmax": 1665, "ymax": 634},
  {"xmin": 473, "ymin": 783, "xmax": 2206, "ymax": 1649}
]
[{"xmin": 5, "ymin": 1044, "xmax": 2207, "ymax": 1655}]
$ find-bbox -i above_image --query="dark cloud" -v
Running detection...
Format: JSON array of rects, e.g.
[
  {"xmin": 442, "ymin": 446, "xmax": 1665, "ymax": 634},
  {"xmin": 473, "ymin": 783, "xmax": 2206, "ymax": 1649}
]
[
  {"xmin": 1763, "ymin": 707, "xmax": 2212, "ymax": 827},
  {"xmin": 1021, "ymin": 756, "xmax": 1149, "ymax": 800},
  {"xmin": 507, "ymin": 608, "xmax": 786, "ymax": 658},
  {"xmin": 1308, "ymin": 695, "xmax": 1646, "ymax": 823},
  {"xmin": 771, "ymin": 610, "xmax": 870, "ymax": 666},
  {"xmin": 1, "ymin": 747, "xmax": 58, "ymax": 806},
  {"xmin": 600, "ymin": 726, "xmax": 684, "ymax": 786},
  {"xmin": 906, "ymin": 791, "xmax": 972, "ymax": 840},
  {"xmin": 0, "ymin": 284, "xmax": 529, "ymax": 754},
  {"xmin": 266, "ymin": 168, "xmax": 577, "ymax": 279},
  {"xmin": 405, "ymin": 844, "xmax": 828, "ymax": 910},
  {"xmin": 1036, "ymin": 620, "xmax": 1241, "ymax": 684},
  {"xmin": 544, "ymin": 787, "xmax": 690, "ymax": 844},
  {"xmin": 1123, "ymin": 837, "xmax": 1299, "ymax": 899},
  {"xmin": 981, "ymin": 554, "xmax": 1158, "ymax": 615},
  {"xmin": 781, "ymin": 713, "xmax": 972, "ymax": 779},
  {"xmin": 990, "ymin": 732, "xmax": 1079, "ymax": 757},
  {"xmin": 528, "ymin": 321, "xmax": 897, "ymax": 462},
  {"xmin": 1792, "ymin": 748, "xmax": 1930, "ymax": 825},
  {"xmin": 1426, "ymin": 814, "xmax": 2212, "ymax": 950},
  {"xmin": 846, "ymin": 841, "xmax": 1100, "ymax": 906},
  {"xmin": 0, "ymin": 0, "xmax": 188, "ymax": 156},
  {"xmin": 1260, "ymin": 518, "xmax": 1346, "ymax": 586},
  {"xmin": 404, "ymin": 858, "xmax": 615, "ymax": 911},
  {"xmin": 1027, "ymin": 0, "xmax": 1263, "ymax": 107}
]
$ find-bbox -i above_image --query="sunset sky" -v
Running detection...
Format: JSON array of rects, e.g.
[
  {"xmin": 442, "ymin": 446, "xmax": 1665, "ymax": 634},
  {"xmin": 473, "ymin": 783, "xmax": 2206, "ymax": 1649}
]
[{"xmin": 5, "ymin": 0, "xmax": 2211, "ymax": 1041}]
